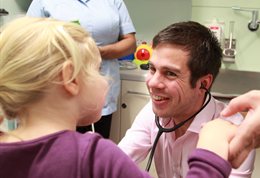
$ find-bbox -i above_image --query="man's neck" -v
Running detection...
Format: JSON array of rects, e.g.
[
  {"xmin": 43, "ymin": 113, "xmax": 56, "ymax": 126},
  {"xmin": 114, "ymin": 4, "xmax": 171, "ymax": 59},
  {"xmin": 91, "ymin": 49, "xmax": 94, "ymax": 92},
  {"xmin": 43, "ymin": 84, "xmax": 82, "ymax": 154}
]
[{"xmin": 173, "ymin": 117, "xmax": 194, "ymax": 139}]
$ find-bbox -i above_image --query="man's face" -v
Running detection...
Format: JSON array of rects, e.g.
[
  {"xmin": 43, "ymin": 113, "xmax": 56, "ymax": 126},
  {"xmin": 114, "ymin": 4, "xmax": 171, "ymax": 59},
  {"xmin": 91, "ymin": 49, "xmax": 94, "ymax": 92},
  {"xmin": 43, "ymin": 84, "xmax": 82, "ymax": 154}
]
[{"xmin": 146, "ymin": 44, "xmax": 203, "ymax": 120}]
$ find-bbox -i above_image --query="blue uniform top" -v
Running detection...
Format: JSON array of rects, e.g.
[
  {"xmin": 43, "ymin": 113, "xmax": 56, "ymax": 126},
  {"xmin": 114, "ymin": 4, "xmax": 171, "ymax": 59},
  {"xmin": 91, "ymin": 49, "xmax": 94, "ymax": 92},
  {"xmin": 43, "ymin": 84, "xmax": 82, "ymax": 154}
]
[{"xmin": 27, "ymin": 0, "xmax": 136, "ymax": 115}]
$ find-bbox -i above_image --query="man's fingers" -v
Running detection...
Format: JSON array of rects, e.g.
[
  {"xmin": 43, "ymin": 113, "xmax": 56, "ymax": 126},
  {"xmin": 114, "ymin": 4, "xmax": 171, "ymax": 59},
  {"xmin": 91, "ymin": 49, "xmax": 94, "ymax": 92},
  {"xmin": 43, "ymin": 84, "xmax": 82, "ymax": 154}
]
[
  {"xmin": 221, "ymin": 91, "xmax": 258, "ymax": 117},
  {"xmin": 222, "ymin": 99, "xmax": 251, "ymax": 117},
  {"xmin": 229, "ymin": 130, "xmax": 255, "ymax": 168},
  {"xmin": 229, "ymin": 148, "xmax": 252, "ymax": 168},
  {"xmin": 0, "ymin": 116, "xmax": 3, "ymax": 123}
]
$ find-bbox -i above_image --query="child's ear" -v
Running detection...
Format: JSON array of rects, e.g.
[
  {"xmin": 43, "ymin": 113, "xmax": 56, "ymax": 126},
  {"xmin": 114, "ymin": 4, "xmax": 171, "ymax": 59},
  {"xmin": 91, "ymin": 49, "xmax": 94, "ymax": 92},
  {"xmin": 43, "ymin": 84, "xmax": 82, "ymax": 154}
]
[{"xmin": 61, "ymin": 61, "xmax": 79, "ymax": 96}]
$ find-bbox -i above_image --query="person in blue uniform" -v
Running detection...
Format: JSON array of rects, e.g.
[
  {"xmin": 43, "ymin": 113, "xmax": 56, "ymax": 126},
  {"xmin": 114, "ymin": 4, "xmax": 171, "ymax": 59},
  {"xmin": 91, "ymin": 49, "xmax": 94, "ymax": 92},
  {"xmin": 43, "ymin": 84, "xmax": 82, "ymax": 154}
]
[{"xmin": 27, "ymin": 0, "xmax": 136, "ymax": 138}]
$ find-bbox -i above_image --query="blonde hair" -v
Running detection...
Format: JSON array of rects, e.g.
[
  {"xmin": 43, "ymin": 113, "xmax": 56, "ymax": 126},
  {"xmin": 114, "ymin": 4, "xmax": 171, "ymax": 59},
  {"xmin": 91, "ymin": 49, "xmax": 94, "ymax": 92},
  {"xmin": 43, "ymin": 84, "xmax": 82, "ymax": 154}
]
[{"xmin": 0, "ymin": 17, "xmax": 103, "ymax": 119}]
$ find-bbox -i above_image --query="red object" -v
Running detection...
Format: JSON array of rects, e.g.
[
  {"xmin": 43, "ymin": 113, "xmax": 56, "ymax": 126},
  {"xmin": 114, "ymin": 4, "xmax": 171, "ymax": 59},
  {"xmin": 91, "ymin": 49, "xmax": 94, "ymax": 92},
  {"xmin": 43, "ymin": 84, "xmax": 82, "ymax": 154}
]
[
  {"xmin": 210, "ymin": 26, "xmax": 219, "ymax": 30},
  {"xmin": 136, "ymin": 48, "xmax": 150, "ymax": 60}
]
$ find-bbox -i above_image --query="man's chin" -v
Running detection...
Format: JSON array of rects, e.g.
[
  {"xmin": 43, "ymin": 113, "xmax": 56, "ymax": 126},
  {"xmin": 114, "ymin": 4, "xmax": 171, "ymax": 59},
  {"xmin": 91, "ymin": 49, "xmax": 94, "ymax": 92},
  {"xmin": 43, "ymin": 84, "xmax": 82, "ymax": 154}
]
[{"xmin": 152, "ymin": 109, "xmax": 170, "ymax": 119}]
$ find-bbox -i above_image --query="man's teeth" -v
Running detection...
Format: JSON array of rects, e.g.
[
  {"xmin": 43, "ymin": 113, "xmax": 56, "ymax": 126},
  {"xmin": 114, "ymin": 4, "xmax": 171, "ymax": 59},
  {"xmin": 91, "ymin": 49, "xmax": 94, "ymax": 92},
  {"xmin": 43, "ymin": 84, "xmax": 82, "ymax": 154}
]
[{"xmin": 153, "ymin": 95, "xmax": 166, "ymax": 101}]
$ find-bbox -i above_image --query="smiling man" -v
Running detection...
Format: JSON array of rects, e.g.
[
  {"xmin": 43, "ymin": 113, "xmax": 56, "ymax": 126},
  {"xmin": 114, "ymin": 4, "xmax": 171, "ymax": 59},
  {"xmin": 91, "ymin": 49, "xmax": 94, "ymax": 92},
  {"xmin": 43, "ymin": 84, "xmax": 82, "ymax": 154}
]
[{"xmin": 118, "ymin": 21, "xmax": 255, "ymax": 178}]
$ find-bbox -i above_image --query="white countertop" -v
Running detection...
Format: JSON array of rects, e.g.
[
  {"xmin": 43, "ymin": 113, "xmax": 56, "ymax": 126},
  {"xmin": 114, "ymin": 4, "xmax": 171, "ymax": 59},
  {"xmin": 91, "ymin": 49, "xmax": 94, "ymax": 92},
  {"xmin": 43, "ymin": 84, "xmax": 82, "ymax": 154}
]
[{"xmin": 120, "ymin": 68, "xmax": 148, "ymax": 82}]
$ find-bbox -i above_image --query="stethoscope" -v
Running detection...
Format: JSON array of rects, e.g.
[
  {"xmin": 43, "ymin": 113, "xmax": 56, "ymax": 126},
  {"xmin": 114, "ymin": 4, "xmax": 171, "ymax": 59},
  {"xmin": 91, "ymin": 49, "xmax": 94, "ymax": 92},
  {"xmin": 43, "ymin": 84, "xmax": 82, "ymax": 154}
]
[{"xmin": 145, "ymin": 86, "xmax": 212, "ymax": 171}]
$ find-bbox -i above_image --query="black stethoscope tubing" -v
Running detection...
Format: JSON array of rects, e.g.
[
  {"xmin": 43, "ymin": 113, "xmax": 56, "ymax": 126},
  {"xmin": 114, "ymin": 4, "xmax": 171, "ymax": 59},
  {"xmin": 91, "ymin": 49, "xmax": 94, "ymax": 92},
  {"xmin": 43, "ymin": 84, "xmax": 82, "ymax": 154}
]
[{"xmin": 145, "ymin": 88, "xmax": 212, "ymax": 172}]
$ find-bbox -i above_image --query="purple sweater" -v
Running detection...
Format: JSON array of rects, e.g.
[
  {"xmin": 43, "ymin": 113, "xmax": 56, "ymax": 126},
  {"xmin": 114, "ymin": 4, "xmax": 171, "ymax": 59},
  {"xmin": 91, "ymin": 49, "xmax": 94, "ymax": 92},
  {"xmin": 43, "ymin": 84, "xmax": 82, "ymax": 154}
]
[
  {"xmin": 0, "ymin": 130, "xmax": 231, "ymax": 178},
  {"xmin": 187, "ymin": 148, "xmax": 232, "ymax": 178},
  {"xmin": 0, "ymin": 131, "xmax": 150, "ymax": 178}
]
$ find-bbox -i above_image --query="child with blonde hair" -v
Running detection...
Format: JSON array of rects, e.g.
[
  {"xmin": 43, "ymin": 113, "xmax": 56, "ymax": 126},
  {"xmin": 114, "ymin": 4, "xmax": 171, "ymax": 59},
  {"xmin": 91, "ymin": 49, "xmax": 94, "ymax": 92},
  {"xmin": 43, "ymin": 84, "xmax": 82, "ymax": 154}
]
[{"xmin": 0, "ymin": 16, "xmax": 150, "ymax": 178}]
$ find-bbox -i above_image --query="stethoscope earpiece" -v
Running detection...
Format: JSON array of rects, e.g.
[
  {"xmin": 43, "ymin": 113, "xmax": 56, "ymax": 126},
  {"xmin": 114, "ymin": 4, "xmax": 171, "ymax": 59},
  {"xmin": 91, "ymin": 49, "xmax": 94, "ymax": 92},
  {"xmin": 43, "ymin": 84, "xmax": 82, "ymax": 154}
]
[{"xmin": 200, "ymin": 83, "xmax": 206, "ymax": 90}]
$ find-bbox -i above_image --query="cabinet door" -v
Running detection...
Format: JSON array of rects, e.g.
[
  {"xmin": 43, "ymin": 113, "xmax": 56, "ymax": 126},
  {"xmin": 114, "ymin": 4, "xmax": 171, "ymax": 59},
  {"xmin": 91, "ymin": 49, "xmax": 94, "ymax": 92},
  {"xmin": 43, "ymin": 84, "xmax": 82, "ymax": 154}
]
[{"xmin": 120, "ymin": 80, "xmax": 150, "ymax": 139}]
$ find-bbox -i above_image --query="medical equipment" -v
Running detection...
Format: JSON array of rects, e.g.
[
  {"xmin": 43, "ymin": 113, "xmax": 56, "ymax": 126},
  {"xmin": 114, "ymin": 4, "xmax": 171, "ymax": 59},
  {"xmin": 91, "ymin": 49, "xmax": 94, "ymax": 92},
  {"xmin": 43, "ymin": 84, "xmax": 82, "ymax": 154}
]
[
  {"xmin": 91, "ymin": 123, "xmax": 95, "ymax": 132},
  {"xmin": 232, "ymin": 6, "xmax": 260, "ymax": 32},
  {"xmin": 223, "ymin": 21, "xmax": 236, "ymax": 59},
  {"xmin": 205, "ymin": 19, "xmax": 224, "ymax": 43},
  {"xmin": 145, "ymin": 86, "xmax": 212, "ymax": 171}
]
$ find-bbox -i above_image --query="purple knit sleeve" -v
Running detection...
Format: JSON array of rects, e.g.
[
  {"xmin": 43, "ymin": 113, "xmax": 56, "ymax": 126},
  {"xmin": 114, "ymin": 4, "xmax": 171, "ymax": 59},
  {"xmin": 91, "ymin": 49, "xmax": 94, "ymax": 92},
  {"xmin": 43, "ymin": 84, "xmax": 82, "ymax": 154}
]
[
  {"xmin": 187, "ymin": 148, "xmax": 232, "ymax": 178},
  {"xmin": 84, "ymin": 134, "xmax": 152, "ymax": 178}
]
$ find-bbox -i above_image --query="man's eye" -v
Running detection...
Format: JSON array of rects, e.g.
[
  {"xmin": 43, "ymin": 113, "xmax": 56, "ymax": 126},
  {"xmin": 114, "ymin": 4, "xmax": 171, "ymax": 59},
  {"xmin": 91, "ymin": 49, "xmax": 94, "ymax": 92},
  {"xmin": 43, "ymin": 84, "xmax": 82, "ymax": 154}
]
[{"xmin": 166, "ymin": 71, "xmax": 177, "ymax": 77}]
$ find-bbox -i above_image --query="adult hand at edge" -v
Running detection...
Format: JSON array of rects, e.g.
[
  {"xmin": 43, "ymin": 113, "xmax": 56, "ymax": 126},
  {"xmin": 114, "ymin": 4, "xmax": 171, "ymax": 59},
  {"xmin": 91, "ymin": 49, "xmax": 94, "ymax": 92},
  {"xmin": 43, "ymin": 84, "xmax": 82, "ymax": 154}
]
[
  {"xmin": 0, "ymin": 115, "xmax": 4, "ymax": 124},
  {"xmin": 221, "ymin": 90, "xmax": 260, "ymax": 168}
]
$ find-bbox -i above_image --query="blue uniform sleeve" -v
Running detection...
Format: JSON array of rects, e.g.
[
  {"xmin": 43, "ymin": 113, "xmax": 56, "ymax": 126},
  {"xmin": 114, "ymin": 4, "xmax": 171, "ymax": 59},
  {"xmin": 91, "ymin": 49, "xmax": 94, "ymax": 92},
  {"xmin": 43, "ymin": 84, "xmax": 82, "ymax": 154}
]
[
  {"xmin": 114, "ymin": 0, "xmax": 135, "ymax": 35},
  {"xmin": 27, "ymin": 0, "xmax": 45, "ymax": 17}
]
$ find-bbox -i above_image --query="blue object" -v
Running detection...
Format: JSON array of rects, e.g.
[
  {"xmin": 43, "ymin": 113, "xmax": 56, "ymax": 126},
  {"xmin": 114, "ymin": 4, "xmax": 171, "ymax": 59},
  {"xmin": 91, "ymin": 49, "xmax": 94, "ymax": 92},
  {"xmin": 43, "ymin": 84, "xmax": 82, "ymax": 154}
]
[{"xmin": 119, "ymin": 53, "xmax": 134, "ymax": 61}]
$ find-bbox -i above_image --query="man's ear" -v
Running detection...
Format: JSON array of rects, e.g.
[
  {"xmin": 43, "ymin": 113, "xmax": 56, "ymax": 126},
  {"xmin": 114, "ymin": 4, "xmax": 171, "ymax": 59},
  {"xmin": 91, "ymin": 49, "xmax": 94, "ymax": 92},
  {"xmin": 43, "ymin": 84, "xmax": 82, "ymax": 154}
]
[
  {"xmin": 61, "ymin": 61, "xmax": 79, "ymax": 96},
  {"xmin": 198, "ymin": 74, "xmax": 213, "ymax": 90}
]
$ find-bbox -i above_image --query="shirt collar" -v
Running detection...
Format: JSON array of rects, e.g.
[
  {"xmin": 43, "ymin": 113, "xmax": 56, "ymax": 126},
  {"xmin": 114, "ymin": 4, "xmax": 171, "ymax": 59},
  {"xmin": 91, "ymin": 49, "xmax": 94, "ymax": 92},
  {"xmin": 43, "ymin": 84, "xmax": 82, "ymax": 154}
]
[
  {"xmin": 78, "ymin": 0, "xmax": 89, "ymax": 3},
  {"xmin": 188, "ymin": 95, "xmax": 216, "ymax": 133}
]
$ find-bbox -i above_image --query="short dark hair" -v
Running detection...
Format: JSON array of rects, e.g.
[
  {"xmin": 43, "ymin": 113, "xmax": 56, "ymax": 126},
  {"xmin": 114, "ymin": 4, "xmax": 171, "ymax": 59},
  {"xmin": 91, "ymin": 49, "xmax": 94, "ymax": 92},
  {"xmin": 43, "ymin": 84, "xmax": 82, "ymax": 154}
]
[{"xmin": 152, "ymin": 21, "xmax": 222, "ymax": 88}]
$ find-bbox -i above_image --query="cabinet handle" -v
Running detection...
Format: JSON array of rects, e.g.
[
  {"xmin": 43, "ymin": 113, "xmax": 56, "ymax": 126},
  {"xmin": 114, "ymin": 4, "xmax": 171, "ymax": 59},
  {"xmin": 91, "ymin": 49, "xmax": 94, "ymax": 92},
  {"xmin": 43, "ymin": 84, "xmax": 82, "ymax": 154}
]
[
  {"xmin": 121, "ymin": 103, "xmax": 127, "ymax": 109},
  {"xmin": 126, "ymin": 91, "xmax": 150, "ymax": 96}
]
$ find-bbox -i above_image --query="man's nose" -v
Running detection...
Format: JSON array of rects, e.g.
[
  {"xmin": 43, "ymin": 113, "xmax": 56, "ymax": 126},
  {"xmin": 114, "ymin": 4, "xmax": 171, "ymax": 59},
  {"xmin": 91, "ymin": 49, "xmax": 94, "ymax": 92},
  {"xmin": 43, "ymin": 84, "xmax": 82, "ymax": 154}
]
[{"xmin": 147, "ymin": 72, "xmax": 165, "ymax": 89}]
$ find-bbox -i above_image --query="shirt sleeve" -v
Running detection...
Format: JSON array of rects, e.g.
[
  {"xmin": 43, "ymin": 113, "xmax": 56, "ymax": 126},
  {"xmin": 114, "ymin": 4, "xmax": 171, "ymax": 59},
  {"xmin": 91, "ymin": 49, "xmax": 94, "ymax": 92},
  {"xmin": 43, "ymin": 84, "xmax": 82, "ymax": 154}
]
[
  {"xmin": 27, "ymin": 0, "xmax": 45, "ymax": 17},
  {"xmin": 87, "ymin": 136, "xmax": 151, "ymax": 178},
  {"xmin": 187, "ymin": 148, "xmax": 232, "ymax": 178},
  {"xmin": 114, "ymin": 0, "xmax": 136, "ymax": 35}
]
